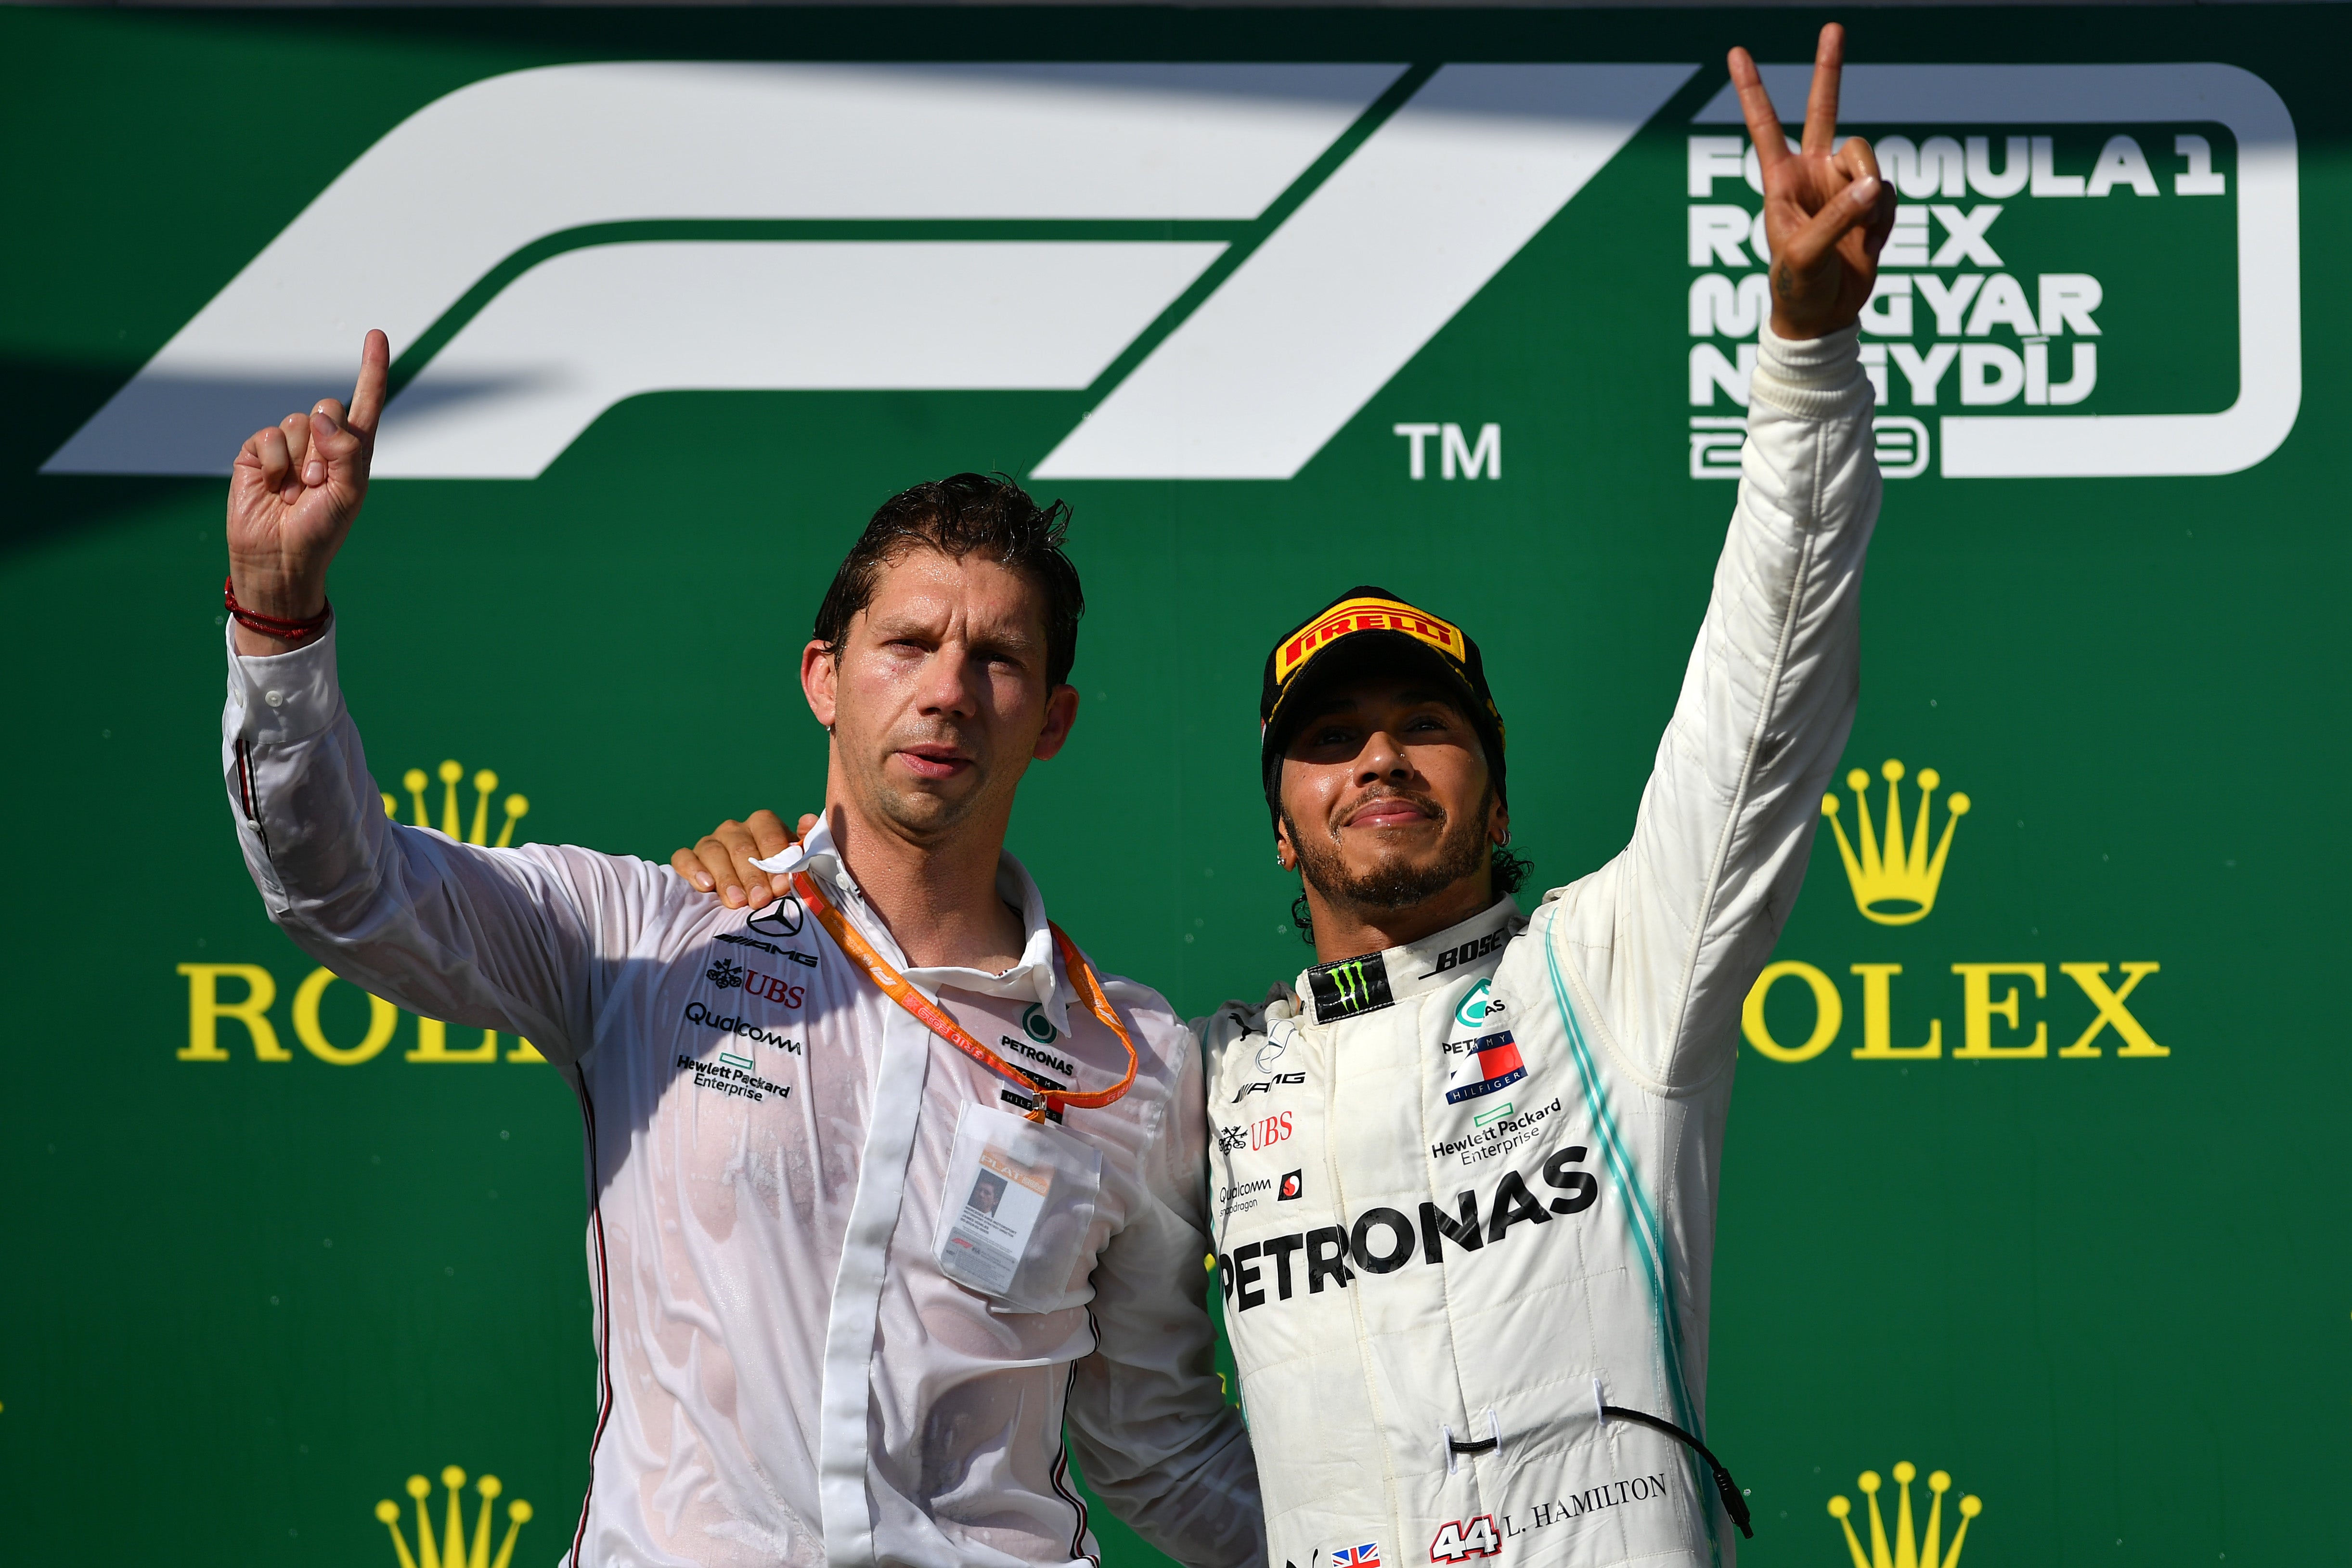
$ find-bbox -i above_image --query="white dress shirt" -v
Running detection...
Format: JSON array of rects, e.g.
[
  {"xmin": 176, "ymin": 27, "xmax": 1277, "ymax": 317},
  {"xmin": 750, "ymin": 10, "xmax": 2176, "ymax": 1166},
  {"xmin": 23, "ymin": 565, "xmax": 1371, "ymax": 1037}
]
[{"xmin": 221, "ymin": 626, "xmax": 1262, "ymax": 1568}]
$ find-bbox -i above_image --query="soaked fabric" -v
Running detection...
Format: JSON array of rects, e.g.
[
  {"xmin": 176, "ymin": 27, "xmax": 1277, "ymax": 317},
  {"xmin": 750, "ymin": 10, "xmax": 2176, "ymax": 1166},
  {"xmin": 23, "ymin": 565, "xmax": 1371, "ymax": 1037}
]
[{"xmin": 223, "ymin": 644, "xmax": 1261, "ymax": 1568}]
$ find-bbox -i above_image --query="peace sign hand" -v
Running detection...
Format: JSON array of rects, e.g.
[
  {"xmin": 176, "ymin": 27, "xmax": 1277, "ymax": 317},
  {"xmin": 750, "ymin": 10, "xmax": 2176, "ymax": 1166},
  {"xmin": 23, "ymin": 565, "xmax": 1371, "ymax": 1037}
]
[
  {"xmin": 1729, "ymin": 25, "xmax": 1897, "ymax": 341},
  {"xmin": 225, "ymin": 329, "xmax": 389, "ymax": 652}
]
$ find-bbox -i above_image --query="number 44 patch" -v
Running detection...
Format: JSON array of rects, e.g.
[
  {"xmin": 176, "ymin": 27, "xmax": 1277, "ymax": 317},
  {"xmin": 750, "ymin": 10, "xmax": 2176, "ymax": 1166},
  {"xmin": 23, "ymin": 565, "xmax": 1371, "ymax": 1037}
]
[{"xmin": 1429, "ymin": 1516, "xmax": 1502, "ymax": 1562}]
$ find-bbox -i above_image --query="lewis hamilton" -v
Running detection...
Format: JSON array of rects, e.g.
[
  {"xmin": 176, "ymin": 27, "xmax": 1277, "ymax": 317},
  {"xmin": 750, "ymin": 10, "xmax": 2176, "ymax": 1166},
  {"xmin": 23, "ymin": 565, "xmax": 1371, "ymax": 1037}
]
[{"xmin": 1199, "ymin": 32, "xmax": 1891, "ymax": 1568}]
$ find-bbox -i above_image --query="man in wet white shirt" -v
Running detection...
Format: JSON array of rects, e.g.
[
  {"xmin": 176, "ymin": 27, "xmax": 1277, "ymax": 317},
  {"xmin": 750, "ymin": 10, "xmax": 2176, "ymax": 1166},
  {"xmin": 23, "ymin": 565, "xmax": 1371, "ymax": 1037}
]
[{"xmin": 218, "ymin": 383, "xmax": 1260, "ymax": 1568}]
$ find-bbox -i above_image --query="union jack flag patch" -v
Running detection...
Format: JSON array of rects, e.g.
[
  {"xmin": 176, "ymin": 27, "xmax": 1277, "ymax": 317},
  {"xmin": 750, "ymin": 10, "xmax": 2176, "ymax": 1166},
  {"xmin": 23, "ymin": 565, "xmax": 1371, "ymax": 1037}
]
[{"xmin": 1332, "ymin": 1545, "xmax": 1382, "ymax": 1568}]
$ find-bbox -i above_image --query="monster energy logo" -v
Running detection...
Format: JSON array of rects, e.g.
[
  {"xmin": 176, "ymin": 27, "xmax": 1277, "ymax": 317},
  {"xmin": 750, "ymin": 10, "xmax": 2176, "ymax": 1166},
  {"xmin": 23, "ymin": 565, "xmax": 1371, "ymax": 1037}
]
[{"xmin": 1307, "ymin": 953, "xmax": 1395, "ymax": 1023}]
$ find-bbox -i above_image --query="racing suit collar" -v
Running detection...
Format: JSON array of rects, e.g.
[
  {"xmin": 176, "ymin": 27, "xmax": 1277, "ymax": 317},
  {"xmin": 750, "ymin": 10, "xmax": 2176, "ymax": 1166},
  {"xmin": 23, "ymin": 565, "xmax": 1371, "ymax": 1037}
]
[
  {"xmin": 751, "ymin": 814, "xmax": 1074, "ymax": 1037},
  {"xmin": 1294, "ymin": 894, "xmax": 1523, "ymax": 1026}
]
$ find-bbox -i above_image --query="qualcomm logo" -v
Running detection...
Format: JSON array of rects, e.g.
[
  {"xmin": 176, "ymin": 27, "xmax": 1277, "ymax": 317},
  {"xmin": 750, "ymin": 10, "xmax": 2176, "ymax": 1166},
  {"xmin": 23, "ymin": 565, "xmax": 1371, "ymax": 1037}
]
[{"xmin": 43, "ymin": 62, "xmax": 2296, "ymax": 483}]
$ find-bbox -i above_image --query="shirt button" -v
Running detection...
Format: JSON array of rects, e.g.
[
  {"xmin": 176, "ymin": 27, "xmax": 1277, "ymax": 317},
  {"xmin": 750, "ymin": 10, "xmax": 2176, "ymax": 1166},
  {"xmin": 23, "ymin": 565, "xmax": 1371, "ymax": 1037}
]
[{"xmin": 264, "ymin": 689, "xmax": 284, "ymax": 708}]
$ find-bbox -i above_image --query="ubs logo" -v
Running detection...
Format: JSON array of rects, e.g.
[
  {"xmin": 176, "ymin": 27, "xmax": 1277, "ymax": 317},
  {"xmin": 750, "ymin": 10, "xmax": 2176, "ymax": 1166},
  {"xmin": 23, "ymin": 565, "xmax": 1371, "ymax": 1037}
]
[
  {"xmin": 710, "ymin": 955, "xmax": 807, "ymax": 1008},
  {"xmin": 743, "ymin": 970, "xmax": 807, "ymax": 1008},
  {"xmin": 1249, "ymin": 1112, "xmax": 1294, "ymax": 1151}
]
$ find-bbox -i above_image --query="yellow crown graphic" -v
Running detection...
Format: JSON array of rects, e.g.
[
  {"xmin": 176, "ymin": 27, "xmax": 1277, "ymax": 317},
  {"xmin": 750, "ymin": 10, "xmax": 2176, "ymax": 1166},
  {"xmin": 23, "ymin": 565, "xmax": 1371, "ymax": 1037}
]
[
  {"xmin": 375, "ymin": 1465, "xmax": 531, "ymax": 1568},
  {"xmin": 1821, "ymin": 760, "xmax": 1969, "ymax": 926},
  {"xmin": 380, "ymin": 759, "xmax": 531, "ymax": 847},
  {"xmin": 1829, "ymin": 1461, "xmax": 1980, "ymax": 1568}
]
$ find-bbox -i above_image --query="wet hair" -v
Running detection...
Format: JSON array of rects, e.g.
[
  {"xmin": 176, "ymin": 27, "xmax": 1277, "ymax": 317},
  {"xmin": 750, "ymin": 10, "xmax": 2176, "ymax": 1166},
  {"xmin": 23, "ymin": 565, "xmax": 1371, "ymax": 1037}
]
[{"xmin": 813, "ymin": 472, "xmax": 1085, "ymax": 687}]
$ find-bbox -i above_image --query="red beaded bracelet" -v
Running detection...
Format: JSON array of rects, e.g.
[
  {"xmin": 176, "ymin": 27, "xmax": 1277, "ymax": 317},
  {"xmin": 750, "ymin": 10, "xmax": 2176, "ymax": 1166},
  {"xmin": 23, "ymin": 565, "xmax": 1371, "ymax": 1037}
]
[{"xmin": 223, "ymin": 575, "xmax": 332, "ymax": 646}]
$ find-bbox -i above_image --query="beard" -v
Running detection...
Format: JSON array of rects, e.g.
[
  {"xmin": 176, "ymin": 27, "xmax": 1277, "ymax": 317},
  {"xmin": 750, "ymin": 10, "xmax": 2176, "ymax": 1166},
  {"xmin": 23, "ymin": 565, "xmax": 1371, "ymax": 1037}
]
[{"xmin": 1285, "ymin": 784, "xmax": 1494, "ymax": 914}]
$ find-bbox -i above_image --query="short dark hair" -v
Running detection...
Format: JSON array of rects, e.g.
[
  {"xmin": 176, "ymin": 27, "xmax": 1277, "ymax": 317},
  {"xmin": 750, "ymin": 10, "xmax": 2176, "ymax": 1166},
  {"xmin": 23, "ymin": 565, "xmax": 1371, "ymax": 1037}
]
[{"xmin": 813, "ymin": 473, "xmax": 1085, "ymax": 687}]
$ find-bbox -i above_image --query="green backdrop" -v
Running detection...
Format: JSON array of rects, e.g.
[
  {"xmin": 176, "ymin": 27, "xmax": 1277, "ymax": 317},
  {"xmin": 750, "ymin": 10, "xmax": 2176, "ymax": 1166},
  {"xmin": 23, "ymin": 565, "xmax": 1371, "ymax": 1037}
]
[{"xmin": 1, "ymin": 7, "xmax": 2343, "ymax": 1565}]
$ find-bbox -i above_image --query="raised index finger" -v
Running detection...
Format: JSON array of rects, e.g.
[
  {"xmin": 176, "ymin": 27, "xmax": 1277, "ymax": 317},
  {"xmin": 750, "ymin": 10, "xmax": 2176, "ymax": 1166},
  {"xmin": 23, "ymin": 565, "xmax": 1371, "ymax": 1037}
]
[
  {"xmin": 1727, "ymin": 47, "xmax": 1792, "ymax": 179},
  {"xmin": 347, "ymin": 328, "xmax": 391, "ymax": 436},
  {"xmin": 1801, "ymin": 23, "xmax": 1846, "ymax": 157}
]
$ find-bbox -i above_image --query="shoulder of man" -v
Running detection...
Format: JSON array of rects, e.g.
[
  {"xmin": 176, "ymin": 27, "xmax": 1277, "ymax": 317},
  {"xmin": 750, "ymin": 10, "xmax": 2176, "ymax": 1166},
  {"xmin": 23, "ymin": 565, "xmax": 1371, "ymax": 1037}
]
[
  {"xmin": 1190, "ymin": 982, "xmax": 1299, "ymax": 1062},
  {"xmin": 484, "ymin": 840, "xmax": 716, "ymax": 946},
  {"xmin": 1096, "ymin": 974, "xmax": 1204, "ymax": 1080}
]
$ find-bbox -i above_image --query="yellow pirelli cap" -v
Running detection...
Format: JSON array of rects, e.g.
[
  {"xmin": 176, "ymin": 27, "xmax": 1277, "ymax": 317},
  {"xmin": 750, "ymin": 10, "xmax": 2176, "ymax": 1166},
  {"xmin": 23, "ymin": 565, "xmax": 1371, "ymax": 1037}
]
[{"xmin": 1259, "ymin": 584, "xmax": 1505, "ymax": 808}]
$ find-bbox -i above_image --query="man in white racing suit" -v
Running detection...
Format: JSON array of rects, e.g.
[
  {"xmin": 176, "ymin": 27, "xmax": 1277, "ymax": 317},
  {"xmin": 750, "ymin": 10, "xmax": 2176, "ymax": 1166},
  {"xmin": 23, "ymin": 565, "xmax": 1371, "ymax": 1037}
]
[
  {"xmin": 217, "ymin": 387, "xmax": 1260, "ymax": 1568},
  {"xmin": 672, "ymin": 27, "xmax": 1889, "ymax": 1568},
  {"xmin": 1201, "ymin": 36, "xmax": 1890, "ymax": 1568}
]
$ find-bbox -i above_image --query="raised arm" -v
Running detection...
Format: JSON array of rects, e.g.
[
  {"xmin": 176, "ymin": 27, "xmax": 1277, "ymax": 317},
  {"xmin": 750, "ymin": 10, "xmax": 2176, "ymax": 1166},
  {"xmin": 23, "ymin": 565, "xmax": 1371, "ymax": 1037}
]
[
  {"xmin": 1552, "ymin": 26, "xmax": 1894, "ymax": 1089},
  {"xmin": 225, "ymin": 331, "xmax": 388, "ymax": 657},
  {"xmin": 221, "ymin": 333, "xmax": 679, "ymax": 1064}
]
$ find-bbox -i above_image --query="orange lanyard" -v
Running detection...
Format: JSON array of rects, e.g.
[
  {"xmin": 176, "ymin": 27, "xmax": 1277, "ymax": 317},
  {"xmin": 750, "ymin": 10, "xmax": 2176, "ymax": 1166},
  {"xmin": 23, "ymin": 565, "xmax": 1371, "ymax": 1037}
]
[{"xmin": 790, "ymin": 870, "xmax": 1137, "ymax": 1123}]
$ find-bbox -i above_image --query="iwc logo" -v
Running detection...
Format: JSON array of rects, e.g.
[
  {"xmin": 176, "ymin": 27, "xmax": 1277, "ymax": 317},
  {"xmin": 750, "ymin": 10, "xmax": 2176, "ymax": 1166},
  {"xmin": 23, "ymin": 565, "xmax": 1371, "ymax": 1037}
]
[
  {"xmin": 1826, "ymin": 1461, "xmax": 1980, "ymax": 1568},
  {"xmin": 375, "ymin": 1464, "xmax": 532, "ymax": 1568}
]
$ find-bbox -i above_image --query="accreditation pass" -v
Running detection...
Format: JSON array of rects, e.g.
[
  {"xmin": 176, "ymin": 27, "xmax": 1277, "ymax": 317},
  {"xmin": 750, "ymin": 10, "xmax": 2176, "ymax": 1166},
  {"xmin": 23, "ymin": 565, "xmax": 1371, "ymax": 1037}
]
[{"xmin": 940, "ymin": 1144, "xmax": 1053, "ymax": 1295}]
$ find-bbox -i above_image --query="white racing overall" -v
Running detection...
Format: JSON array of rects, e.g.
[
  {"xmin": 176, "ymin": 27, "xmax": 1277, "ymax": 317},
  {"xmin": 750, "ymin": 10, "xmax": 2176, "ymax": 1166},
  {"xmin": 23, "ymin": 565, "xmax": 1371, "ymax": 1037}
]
[{"xmin": 1200, "ymin": 325, "xmax": 1879, "ymax": 1568}]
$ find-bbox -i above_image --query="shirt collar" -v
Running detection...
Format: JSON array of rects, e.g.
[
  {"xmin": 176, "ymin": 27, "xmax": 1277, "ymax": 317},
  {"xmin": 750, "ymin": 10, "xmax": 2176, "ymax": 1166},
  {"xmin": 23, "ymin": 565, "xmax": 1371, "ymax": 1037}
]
[
  {"xmin": 1294, "ymin": 895, "xmax": 1523, "ymax": 1026},
  {"xmin": 752, "ymin": 816, "xmax": 1072, "ymax": 1035}
]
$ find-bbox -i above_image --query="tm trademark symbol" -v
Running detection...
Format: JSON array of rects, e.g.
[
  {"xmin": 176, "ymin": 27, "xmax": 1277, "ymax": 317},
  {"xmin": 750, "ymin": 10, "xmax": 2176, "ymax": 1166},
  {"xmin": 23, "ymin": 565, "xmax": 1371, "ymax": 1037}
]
[{"xmin": 1393, "ymin": 422, "xmax": 1501, "ymax": 480}]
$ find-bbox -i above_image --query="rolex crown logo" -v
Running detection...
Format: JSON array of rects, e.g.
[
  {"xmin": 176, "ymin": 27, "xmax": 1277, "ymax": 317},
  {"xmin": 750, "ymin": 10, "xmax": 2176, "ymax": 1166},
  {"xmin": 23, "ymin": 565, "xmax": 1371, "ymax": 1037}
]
[
  {"xmin": 1821, "ymin": 760, "xmax": 1969, "ymax": 926},
  {"xmin": 380, "ymin": 759, "xmax": 531, "ymax": 847},
  {"xmin": 1828, "ymin": 1461, "xmax": 1980, "ymax": 1568},
  {"xmin": 375, "ymin": 1465, "xmax": 531, "ymax": 1568}
]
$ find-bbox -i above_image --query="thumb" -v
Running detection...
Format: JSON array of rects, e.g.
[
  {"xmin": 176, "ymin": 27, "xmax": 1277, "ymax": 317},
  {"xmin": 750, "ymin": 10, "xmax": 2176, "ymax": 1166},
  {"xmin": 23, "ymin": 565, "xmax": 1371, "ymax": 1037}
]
[{"xmin": 1780, "ymin": 173, "xmax": 1882, "ymax": 275}]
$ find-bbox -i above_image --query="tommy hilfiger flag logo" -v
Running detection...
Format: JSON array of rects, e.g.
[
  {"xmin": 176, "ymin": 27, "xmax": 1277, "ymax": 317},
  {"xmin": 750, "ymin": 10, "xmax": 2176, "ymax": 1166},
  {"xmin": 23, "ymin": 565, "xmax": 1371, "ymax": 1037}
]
[
  {"xmin": 1444, "ymin": 1031, "xmax": 1526, "ymax": 1104},
  {"xmin": 1331, "ymin": 1545, "xmax": 1382, "ymax": 1568}
]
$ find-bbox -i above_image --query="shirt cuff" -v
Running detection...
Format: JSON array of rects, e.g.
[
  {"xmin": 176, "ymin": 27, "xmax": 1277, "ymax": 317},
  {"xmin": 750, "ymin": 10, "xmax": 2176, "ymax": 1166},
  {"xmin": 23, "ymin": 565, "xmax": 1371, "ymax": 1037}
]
[
  {"xmin": 225, "ymin": 615, "xmax": 343, "ymax": 747},
  {"xmin": 1749, "ymin": 322, "xmax": 1870, "ymax": 419}
]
